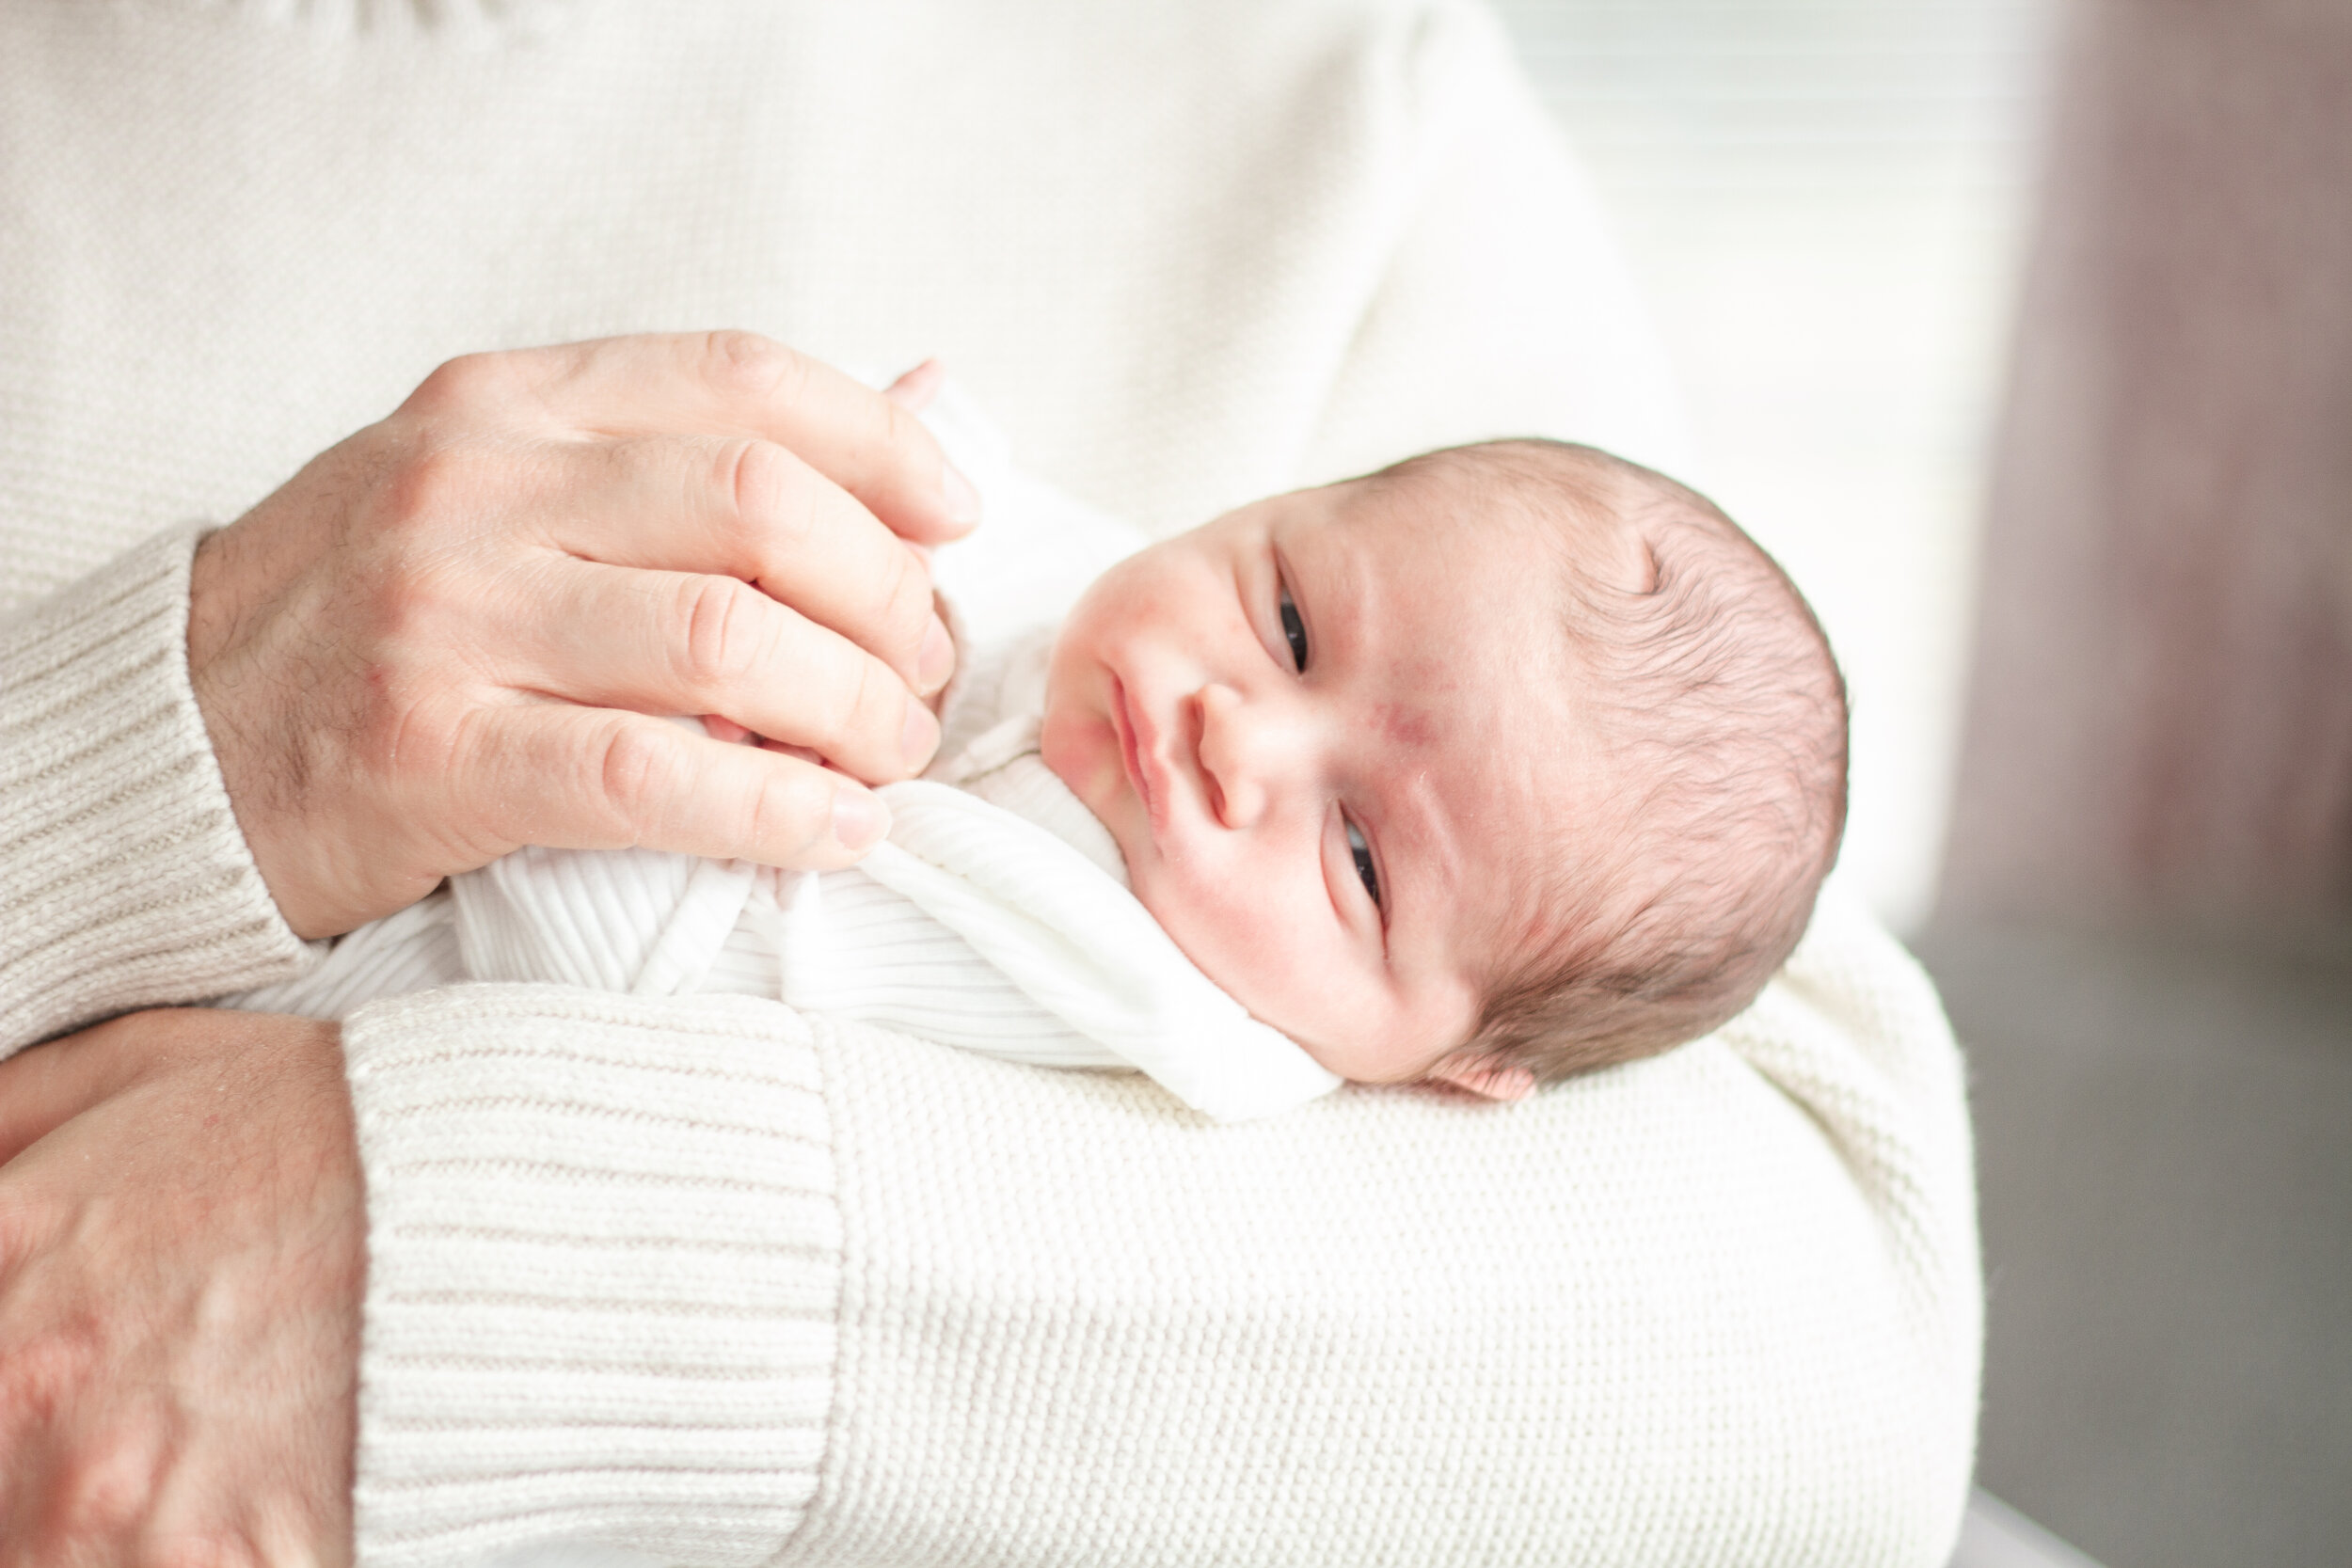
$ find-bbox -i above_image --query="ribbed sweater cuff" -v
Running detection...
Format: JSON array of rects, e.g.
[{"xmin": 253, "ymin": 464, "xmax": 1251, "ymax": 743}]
[
  {"xmin": 0, "ymin": 527, "xmax": 310, "ymax": 1048},
  {"xmin": 342, "ymin": 986, "xmax": 841, "ymax": 1568}
]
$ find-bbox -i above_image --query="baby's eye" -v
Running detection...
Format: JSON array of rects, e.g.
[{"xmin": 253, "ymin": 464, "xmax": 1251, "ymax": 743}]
[
  {"xmin": 1346, "ymin": 817, "xmax": 1381, "ymax": 908},
  {"xmin": 1279, "ymin": 584, "xmax": 1309, "ymax": 673}
]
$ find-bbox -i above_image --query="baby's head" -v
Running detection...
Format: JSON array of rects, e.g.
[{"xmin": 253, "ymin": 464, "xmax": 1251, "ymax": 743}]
[{"xmin": 1040, "ymin": 439, "xmax": 1847, "ymax": 1100}]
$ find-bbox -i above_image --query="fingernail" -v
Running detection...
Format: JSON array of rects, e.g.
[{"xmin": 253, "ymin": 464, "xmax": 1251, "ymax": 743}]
[
  {"xmin": 918, "ymin": 614, "xmax": 956, "ymax": 693},
  {"xmin": 902, "ymin": 699, "xmax": 941, "ymax": 771},
  {"xmin": 832, "ymin": 787, "xmax": 888, "ymax": 852},
  {"xmin": 943, "ymin": 461, "xmax": 982, "ymax": 530}
]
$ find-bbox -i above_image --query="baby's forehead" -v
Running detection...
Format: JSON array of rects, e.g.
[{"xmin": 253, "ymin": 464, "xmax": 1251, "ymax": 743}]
[
  {"xmin": 1325, "ymin": 489, "xmax": 1599, "ymax": 734},
  {"xmin": 1345, "ymin": 455, "xmax": 1653, "ymax": 598},
  {"xmin": 1361, "ymin": 622, "xmax": 1597, "ymax": 918},
  {"xmin": 1380, "ymin": 721, "xmax": 1597, "ymax": 997}
]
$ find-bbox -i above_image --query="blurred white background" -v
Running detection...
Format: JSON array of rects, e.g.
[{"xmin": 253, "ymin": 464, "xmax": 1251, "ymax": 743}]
[{"xmin": 1489, "ymin": 0, "xmax": 2058, "ymax": 931}]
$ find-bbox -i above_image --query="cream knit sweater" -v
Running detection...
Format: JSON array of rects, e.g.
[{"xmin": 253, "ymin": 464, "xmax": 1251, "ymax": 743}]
[{"xmin": 0, "ymin": 3, "xmax": 1981, "ymax": 1564}]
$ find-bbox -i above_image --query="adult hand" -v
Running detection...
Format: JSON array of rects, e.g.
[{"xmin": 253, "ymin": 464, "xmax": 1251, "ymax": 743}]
[
  {"xmin": 190, "ymin": 333, "xmax": 979, "ymax": 939},
  {"xmin": 0, "ymin": 1009, "xmax": 362, "ymax": 1565}
]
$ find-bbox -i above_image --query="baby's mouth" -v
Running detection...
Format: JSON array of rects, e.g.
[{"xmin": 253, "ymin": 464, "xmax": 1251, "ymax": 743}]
[{"xmin": 1112, "ymin": 676, "xmax": 1152, "ymax": 815}]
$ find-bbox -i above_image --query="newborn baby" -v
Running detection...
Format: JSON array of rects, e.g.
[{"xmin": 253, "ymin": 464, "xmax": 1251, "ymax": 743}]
[
  {"xmin": 1040, "ymin": 437, "xmax": 1847, "ymax": 1098},
  {"xmin": 229, "ymin": 435, "xmax": 1847, "ymax": 1121}
]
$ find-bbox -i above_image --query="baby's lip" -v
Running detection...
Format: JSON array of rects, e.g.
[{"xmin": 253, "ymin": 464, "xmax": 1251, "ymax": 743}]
[{"xmin": 1110, "ymin": 676, "xmax": 1172, "ymax": 833}]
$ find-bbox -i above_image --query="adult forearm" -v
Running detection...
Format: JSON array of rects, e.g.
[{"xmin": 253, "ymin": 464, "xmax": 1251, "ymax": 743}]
[
  {"xmin": 790, "ymin": 960, "xmax": 1977, "ymax": 1568},
  {"xmin": 331, "ymin": 903, "xmax": 1978, "ymax": 1568}
]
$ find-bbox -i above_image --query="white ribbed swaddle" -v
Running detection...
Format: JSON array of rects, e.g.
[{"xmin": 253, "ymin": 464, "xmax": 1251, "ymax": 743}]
[{"xmin": 230, "ymin": 644, "xmax": 1341, "ymax": 1124}]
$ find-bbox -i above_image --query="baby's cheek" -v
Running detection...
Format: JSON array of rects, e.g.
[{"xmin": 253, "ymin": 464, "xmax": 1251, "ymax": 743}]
[
  {"xmin": 1143, "ymin": 869, "xmax": 1312, "ymax": 1018},
  {"xmin": 1041, "ymin": 708, "xmax": 1111, "ymax": 803}
]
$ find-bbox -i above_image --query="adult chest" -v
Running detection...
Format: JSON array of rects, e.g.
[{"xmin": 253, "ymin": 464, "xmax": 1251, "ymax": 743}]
[{"xmin": 1, "ymin": 0, "xmax": 1424, "ymax": 610}]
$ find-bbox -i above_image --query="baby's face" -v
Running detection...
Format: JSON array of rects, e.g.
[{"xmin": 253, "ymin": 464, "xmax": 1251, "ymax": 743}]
[{"xmin": 1041, "ymin": 475, "xmax": 1605, "ymax": 1089}]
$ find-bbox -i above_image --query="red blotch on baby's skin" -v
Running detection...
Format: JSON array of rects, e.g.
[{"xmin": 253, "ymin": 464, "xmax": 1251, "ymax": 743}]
[{"xmin": 1373, "ymin": 703, "xmax": 1438, "ymax": 752}]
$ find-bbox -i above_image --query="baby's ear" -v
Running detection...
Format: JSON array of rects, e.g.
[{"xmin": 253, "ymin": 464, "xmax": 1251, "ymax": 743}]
[{"xmin": 1423, "ymin": 1053, "xmax": 1538, "ymax": 1102}]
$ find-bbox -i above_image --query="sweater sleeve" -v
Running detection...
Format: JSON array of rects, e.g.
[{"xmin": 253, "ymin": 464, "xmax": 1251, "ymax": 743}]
[
  {"xmin": 340, "ymin": 987, "xmax": 840, "ymax": 1568},
  {"xmin": 0, "ymin": 527, "xmax": 311, "ymax": 1051},
  {"xmin": 790, "ymin": 888, "xmax": 1981, "ymax": 1567},
  {"xmin": 339, "ymin": 895, "xmax": 1977, "ymax": 1568}
]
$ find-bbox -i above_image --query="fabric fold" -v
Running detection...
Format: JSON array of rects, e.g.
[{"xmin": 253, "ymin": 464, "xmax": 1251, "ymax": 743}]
[{"xmin": 857, "ymin": 781, "xmax": 1343, "ymax": 1121}]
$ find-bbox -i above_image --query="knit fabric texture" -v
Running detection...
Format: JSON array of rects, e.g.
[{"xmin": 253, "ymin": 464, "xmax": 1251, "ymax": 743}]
[
  {"xmin": 0, "ymin": 2, "xmax": 1979, "ymax": 1563},
  {"xmin": 0, "ymin": 527, "xmax": 312, "ymax": 1042}
]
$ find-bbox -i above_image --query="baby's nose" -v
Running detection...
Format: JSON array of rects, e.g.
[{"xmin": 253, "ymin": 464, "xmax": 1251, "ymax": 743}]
[{"xmin": 1193, "ymin": 683, "xmax": 1303, "ymax": 830}]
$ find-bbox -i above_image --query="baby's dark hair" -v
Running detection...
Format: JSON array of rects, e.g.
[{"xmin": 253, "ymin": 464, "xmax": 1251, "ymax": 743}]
[{"xmin": 1364, "ymin": 439, "xmax": 1849, "ymax": 1083}]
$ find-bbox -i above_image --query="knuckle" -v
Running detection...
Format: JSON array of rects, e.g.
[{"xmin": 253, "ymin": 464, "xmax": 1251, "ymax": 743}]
[
  {"xmin": 47, "ymin": 1418, "xmax": 171, "ymax": 1556},
  {"xmin": 374, "ymin": 438, "xmax": 474, "ymax": 531},
  {"xmin": 355, "ymin": 685, "xmax": 460, "ymax": 804},
  {"xmin": 675, "ymin": 575, "xmax": 766, "ymax": 694},
  {"xmin": 367, "ymin": 553, "xmax": 454, "ymax": 641},
  {"xmin": 0, "ymin": 1259, "xmax": 150, "ymax": 1560},
  {"xmin": 703, "ymin": 330, "xmax": 801, "ymax": 401},
  {"xmin": 722, "ymin": 439, "xmax": 805, "ymax": 544},
  {"xmin": 587, "ymin": 720, "xmax": 681, "ymax": 842},
  {"xmin": 430, "ymin": 704, "xmax": 516, "ymax": 859},
  {"xmin": 405, "ymin": 352, "xmax": 498, "ymax": 417},
  {"xmin": 0, "ymin": 1313, "xmax": 104, "ymax": 1453}
]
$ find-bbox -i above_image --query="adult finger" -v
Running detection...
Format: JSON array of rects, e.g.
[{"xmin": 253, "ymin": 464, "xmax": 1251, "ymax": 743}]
[
  {"xmin": 503, "ymin": 560, "xmax": 941, "ymax": 784},
  {"xmin": 0, "ymin": 1021, "xmax": 144, "ymax": 1166},
  {"xmin": 498, "ymin": 334, "xmax": 981, "ymax": 545},
  {"xmin": 455, "ymin": 704, "xmax": 894, "ymax": 870},
  {"xmin": 884, "ymin": 357, "xmax": 946, "ymax": 412},
  {"xmin": 534, "ymin": 435, "xmax": 954, "ymax": 695}
]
